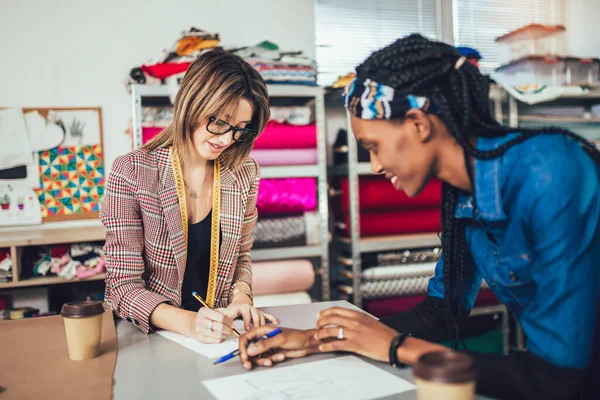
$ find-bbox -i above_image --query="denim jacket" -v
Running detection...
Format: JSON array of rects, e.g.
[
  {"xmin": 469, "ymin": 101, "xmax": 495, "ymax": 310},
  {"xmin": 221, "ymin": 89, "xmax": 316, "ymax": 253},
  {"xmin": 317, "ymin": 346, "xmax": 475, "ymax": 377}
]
[{"xmin": 428, "ymin": 132, "xmax": 600, "ymax": 369}]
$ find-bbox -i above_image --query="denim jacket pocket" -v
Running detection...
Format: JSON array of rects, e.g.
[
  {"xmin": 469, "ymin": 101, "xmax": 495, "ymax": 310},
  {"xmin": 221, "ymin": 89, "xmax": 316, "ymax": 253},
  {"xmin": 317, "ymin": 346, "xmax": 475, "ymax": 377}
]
[{"xmin": 494, "ymin": 253, "xmax": 533, "ymax": 288}]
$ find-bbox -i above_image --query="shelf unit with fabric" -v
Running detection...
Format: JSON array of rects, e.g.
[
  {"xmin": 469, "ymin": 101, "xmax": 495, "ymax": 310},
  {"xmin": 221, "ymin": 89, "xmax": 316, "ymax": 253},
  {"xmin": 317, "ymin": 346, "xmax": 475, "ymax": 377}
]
[
  {"xmin": 130, "ymin": 84, "xmax": 330, "ymax": 302},
  {"xmin": 0, "ymin": 221, "xmax": 107, "ymax": 290}
]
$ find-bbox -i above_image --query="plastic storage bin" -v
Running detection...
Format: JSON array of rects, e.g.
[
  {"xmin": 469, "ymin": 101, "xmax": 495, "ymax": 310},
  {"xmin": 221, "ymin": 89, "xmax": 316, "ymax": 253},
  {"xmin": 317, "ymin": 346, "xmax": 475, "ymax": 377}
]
[
  {"xmin": 496, "ymin": 24, "xmax": 566, "ymax": 64},
  {"xmin": 564, "ymin": 57, "xmax": 600, "ymax": 86},
  {"xmin": 495, "ymin": 56, "xmax": 566, "ymax": 86}
]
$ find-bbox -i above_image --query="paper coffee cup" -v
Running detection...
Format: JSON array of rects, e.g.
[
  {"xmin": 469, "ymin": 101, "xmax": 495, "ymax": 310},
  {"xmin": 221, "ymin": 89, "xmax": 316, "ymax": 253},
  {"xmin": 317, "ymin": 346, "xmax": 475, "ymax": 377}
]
[
  {"xmin": 413, "ymin": 351, "xmax": 477, "ymax": 400},
  {"xmin": 61, "ymin": 300, "xmax": 105, "ymax": 361}
]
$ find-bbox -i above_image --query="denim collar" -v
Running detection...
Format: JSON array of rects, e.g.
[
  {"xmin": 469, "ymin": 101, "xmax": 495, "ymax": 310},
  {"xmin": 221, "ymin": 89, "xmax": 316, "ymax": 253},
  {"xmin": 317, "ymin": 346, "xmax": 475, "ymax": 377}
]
[{"xmin": 454, "ymin": 133, "xmax": 522, "ymax": 221}]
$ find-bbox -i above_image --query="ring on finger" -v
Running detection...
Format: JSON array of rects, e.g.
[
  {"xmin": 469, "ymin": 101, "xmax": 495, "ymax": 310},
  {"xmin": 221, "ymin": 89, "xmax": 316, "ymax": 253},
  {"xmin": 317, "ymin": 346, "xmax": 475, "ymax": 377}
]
[
  {"xmin": 208, "ymin": 320, "xmax": 214, "ymax": 332},
  {"xmin": 337, "ymin": 327, "xmax": 344, "ymax": 340}
]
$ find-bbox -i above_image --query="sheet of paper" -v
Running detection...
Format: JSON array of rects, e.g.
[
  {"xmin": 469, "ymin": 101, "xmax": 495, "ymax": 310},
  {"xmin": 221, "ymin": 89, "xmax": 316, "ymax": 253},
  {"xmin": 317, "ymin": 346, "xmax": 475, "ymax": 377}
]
[
  {"xmin": 156, "ymin": 320, "xmax": 245, "ymax": 359},
  {"xmin": 0, "ymin": 109, "xmax": 33, "ymax": 170},
  {"xmin": 202, "ymin": 355, "xmax": 415, "ymax": 400}
]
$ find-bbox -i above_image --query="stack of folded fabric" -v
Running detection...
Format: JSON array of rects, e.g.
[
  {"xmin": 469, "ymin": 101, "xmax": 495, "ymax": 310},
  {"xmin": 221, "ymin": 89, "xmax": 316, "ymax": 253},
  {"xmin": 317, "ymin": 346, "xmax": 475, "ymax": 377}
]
[
  {"xmin": 251, "ymin": 101, "xmax": 317, "ymax": 166},
  {"xmin": 127, "ymin": 27, "xmax": 221, "ymax": 88},
  {"xmin": 0, "ymin": 249, "xmax": 12, "ymax": 283},
  {"xmin": 231, "ymin": 41, "xmax": 318, "ymax": 86},
  {"xmin": 252, "ymin": 260, "xmax": 314, "ymax": 307},
  {"xmin": 21, "ymin": 243, "xmax": 106, "ymax": 281},
  {"xmin": 334, "ymin": 176, "xmax": 442, "ymax": 237},
  {"xmin": 256, "ymin": 178, "xmax": 317, "ymax": 215},
  {"xmin": 253, "ymin": 211, "xmax": 320, "ymax": 249}
]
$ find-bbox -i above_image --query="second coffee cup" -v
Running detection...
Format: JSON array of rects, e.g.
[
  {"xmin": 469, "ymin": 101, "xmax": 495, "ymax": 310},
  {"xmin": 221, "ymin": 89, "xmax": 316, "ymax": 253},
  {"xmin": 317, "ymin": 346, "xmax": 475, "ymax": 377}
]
[{"xmin": 413, "ymin": 351, "xmax": 477, "ymax": 400}]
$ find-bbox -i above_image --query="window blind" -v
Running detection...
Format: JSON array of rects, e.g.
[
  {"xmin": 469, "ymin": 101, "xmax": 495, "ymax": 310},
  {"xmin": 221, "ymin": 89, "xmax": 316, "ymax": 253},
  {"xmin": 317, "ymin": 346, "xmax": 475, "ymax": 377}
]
[
  {"xmin": 454, "ymin": 0, "xmax": 560, "ymax": 73},
  {"xmin": 315, "ymin": 0, "xmax": 438, "ymax": 86}
]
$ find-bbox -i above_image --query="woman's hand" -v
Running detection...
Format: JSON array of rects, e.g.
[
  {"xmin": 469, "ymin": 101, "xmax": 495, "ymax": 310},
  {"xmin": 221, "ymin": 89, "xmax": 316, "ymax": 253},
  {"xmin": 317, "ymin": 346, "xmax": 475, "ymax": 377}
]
[
  {"xmin": 189, "ymin": 307, "xmax": 234, "ymax": 344},
  {"xmin": 238, "ymin": 326, "xmax": 316, "ymax": 370},
  {"xmin": 314, "ymin": 307, "xmax": 398, "ymax": 363},
  {"xmin": 224, "ymin": 303, "xmax": 278, "ymax": 331}
]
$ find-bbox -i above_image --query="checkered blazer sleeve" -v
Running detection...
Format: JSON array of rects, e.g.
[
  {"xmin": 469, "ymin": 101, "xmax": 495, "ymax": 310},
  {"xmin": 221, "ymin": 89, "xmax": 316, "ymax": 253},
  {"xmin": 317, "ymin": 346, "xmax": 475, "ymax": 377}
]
[
  {"xmin": 232, "ymin": 159, "xmax": 260, "ymax": 293},
  {"xmin": 100, "ymin": 155, "xmax": 172, "ymax": 334}
]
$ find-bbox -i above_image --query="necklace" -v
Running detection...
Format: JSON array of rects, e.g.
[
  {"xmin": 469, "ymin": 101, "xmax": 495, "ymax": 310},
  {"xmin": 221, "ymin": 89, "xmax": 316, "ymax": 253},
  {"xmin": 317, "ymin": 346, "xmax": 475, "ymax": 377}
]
[{"xmin": 183, "ymin": 164, "xmax": 212, "ymax": 199}]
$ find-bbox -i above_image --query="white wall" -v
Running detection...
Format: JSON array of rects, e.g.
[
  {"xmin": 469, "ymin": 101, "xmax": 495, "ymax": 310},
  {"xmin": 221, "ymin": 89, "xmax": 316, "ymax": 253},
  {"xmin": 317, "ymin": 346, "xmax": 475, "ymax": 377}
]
[
  {"xmin": 0, "ymin": 0, "xmax": 316, "ymax": 174},
  {"xmin": 563, "ymin": 0, "xmax": 600, "ymax": 58}
]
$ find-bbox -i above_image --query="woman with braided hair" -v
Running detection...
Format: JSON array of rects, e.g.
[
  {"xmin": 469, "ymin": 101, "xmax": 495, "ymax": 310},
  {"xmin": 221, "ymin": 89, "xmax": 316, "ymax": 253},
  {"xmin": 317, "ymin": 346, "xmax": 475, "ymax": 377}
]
[{"xmin": 237, "ymin": 35, "xmax": 600, "ymax": 399}]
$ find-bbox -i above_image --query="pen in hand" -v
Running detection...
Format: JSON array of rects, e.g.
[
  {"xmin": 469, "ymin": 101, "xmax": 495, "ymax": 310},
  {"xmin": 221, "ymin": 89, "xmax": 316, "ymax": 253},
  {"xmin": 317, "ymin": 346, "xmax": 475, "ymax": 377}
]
[
  {"xmin": 192, "ymin": 291, "xmax": 241, "ymax": 337},
  {"xmin": 213, "ymin": 327, "xmax": 283, "ymax": 365}
]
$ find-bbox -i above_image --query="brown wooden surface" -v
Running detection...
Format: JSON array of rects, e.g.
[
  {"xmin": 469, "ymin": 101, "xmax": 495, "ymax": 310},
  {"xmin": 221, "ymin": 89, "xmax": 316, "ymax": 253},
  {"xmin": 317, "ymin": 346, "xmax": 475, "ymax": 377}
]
[{"xmin": 0, "ymin": 310, "xmax": 116, "ymax": 400}]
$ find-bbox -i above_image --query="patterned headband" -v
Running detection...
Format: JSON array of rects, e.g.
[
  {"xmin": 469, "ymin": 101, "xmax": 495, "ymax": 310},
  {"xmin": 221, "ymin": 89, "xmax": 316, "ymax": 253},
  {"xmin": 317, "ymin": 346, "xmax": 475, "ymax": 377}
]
[{"xmin": 343, "ymin": 76, "xmax": 436, "ymax": 120}]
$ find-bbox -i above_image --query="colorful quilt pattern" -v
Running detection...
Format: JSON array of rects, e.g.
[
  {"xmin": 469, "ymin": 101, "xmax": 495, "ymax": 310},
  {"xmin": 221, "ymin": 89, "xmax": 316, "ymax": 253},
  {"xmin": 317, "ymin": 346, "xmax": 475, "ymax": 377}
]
[{"xmin": 35, "ymin": 145, "xmax": 105, "ymax": 218}]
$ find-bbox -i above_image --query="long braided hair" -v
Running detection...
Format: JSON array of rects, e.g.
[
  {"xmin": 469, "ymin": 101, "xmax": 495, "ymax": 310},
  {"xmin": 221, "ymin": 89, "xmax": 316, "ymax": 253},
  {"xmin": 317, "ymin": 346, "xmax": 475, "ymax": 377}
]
[{"xmin": 357, "ymin": 34, "xmax": 600, "ymax": 349}]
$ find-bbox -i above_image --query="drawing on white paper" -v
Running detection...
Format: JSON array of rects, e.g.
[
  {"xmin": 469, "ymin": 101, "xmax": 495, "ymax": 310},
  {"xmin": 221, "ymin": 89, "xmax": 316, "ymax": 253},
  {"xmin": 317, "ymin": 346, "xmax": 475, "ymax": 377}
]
[
  {"xmin": 48, "ymin": 110, "xmax": 101, "ymax": 147},
  {"xmin": 156, "ymin": 319, "xmax": 245, "ymax": 359},
  {"xmin": 0, "ymin": 184, "xmax": 42, "ymax": 226},
  {"xmin": 203, "ymin": 356, "xmax": 415, "ymax": 400}
]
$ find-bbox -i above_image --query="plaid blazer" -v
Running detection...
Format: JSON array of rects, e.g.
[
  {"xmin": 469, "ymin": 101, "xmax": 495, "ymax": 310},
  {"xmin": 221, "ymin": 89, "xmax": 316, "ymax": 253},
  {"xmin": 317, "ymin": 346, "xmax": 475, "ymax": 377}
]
[{"xmin": 100, "ymin": 147, "xmax": 259, "ymax": 334}]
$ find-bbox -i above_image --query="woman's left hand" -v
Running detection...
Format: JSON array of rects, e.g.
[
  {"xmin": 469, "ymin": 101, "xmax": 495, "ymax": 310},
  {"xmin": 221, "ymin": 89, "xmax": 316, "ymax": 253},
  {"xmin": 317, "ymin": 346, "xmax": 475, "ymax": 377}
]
[
  {"xmin": 314, "ymin": 307, "xmax": 398, "ymax": 363},
  {"xmin": 224, "ymin": 303, "xmax": 278, "ymax": 331}
]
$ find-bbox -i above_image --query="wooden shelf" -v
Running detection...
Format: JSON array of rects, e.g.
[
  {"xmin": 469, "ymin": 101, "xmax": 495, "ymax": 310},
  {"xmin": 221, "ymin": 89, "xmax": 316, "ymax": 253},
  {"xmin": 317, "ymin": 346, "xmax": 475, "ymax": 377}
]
[
  {"xmin": 1, "ymin": 225, "xmax": 106, "ymax": 247},
  {"xmin": 0, "ymin": 273, "xmax": 106, "ymax": 290}
]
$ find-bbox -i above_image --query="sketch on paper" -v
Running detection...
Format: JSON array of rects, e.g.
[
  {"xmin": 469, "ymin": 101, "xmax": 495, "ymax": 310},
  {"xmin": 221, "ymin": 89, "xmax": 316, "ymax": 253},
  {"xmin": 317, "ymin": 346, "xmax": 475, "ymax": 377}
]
[
  {"xmin": 202, "ymin": 356, "xmax": 415, "ymax": 400},
  {"xmin": 48, "ymin": 110, "xmax": 101, "ymax": 147}
]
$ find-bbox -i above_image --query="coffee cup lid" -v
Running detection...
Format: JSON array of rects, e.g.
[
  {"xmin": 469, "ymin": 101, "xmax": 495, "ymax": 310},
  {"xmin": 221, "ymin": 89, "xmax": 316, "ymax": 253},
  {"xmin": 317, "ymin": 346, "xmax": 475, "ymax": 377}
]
[
  {"xmin": 413, "ymin": 351, "xmax": 477, "ymax": 384},
  {"xmin": 61, "ymin": 300, "xmax": 104, "ymax": 318}
]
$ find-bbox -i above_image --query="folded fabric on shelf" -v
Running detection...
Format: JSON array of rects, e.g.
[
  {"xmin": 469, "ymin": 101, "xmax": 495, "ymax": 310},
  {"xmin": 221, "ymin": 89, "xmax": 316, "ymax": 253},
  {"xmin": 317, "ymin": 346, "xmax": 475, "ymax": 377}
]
[
  {"xmin": 362, "ymin": 247, "xmax": 442, "ymax": 267},
  {"xmin": 142, "ymin": 106, "xmax": 173, "ymax": 127},
  {"xmin": 339, "ymin": 177, "xmax": 442, "ymax": 212},
  {"xmin": 257, "ymin": 178, "xmax": 317, "ymax": 215},
  {"xmin": 253, "ymin": 291, "xmax": 312, "ymax": 308},
  {"xmin": 253, "ymin": 212, "xmax": 320, "ymax": 248},
  {"xmin": 338, "ymin": 208, "xmax": 440, "ymax": 237},
  {"xmin": 270, "ymin": 105, "xmax": 314, "ymax": 125},
  {"xmin": 361, "ymin": 262, "xmax": 437, "ymax": 281},
  {"xmin": 142, "ymin": 127, "xmax": 163, "ymax": 145},
  {"xmin": 254, "ymin": 122, "xmax": 317, "ymax": 149},
  {"xmin": 251, "ymin": 149, "xmax": 318, "ymax": 166},
  {"xmin": 252, "ymin": 260, "xmax": 315, "ymax": 296}
]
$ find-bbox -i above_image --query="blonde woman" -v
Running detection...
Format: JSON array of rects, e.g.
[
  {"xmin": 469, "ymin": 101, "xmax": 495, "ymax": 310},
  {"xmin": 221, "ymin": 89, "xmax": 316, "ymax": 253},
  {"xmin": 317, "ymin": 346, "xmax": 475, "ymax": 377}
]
[{"xmin": 101, "ymin": 51, "xmax": 277, "ymax": 343}]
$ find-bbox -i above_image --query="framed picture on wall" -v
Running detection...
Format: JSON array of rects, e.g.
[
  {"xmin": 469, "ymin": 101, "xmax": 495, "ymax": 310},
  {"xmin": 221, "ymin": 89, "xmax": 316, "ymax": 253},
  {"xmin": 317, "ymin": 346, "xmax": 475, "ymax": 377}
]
[{"xmin": 22, "ymin": 107, "xmax": 105, "ymax": 222}]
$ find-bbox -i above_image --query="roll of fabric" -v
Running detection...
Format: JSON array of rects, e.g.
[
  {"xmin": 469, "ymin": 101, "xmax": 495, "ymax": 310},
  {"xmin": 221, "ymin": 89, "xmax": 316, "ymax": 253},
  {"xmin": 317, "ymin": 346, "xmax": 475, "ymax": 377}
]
[
  {"xmin": 270, "ymin": 106, "xmax": 314, "ymax": 125},
  {"xmin": 252, "ymin": 260, "xmax": 315, "ymax": 296},
  {"xmin": 362, "ymin": 247, "xmax": 442, "ymax": 268},
  {"xmin": 257, "ymin": 178, "xmax": 317, "ymax": 215},
  {"xmin": 339, "ymin": 208, "xmax": 440, "ymax": 236},
  {"xmin": 365, "ymin": 294, "xmax": 426, "ymax": 318},
  {"xmin": 251, "ymin": 149, "xmax": 318, "ymax": 166},
  {"xmin": 339, "ymin": 177, "xmax": 442, "ymax": 212},
  {"xmin": 142, "ymin": 127, "xmax": 163, "ymax": 145},
  {"xmin": 361, "ymin": 276, "xmax": 432, "ymax": 299},
  {"xmin": 253, "ymin": 212, "xmax": 320, "ymax": 248},
  {"xmin": 364, "ymin": 289, "xmax": 499, "ymax": 319},
  {"xmin": 361, "ymin": 262, "xmax": 437, "ymax": 281},
  {"xmin": 253, "ymin": 214, "xmax": 305, "ymax": 248},
  {"xmin": 254, "ymin": 122, "xmax": 317, "ymax": 149},
  {"xmin": 253, "ymin": 292, "xmax": 312, "ymax": 308}
]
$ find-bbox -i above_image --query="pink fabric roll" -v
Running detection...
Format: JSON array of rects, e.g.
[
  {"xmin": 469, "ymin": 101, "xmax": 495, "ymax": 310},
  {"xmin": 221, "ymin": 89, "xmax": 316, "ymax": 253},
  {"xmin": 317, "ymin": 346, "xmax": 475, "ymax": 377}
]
[
  {"xmin": 252, "ymin": 260, "xmax": 315, "ymax": 296},
  {"xmin": 254, "ymin": 121, "xmax": 317, "ymax": 149},
  {"xmin": 257, "ymin": 178, "xmax": 317, "ymax": 214},
  {"xmin": 142, "ymin": 127, "xmax": 163, "ymax": 145},
  {"xmin": 251, "ymin": 149, "xmax": 318, "ymax": 166}
]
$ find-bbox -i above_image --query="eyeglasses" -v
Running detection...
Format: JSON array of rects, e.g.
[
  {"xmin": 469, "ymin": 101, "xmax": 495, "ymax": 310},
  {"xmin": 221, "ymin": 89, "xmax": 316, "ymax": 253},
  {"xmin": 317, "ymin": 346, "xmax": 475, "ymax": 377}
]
[{"xmin": 206, "ymin": 116, "xmax": 257, "ymax": 143}]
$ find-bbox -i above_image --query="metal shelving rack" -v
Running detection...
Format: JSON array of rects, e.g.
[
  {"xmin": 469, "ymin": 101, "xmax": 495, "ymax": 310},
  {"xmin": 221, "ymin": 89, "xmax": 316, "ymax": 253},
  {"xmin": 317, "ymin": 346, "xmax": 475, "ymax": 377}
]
[
  {"xmin": 131, "ymin": 84, "xmax": 330, "ymax": 301},
  {"xmin": 329, "ymin": 112, "xmax": 441, "ymax": 308}
]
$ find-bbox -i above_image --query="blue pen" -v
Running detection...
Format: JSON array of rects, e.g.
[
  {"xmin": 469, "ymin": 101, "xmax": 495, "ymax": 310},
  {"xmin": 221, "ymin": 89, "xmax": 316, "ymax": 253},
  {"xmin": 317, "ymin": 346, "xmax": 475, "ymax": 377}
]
[{"xmin": 213, "ymin": 327, "xmax": 283, "ymax": 365}]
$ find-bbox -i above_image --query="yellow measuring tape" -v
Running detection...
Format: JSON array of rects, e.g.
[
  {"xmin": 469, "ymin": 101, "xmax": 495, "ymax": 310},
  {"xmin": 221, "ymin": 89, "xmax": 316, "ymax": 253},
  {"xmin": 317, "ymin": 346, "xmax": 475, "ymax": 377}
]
[{"xmin": 170, "ymin": 147, "xmax": 221, "ymax": 308}]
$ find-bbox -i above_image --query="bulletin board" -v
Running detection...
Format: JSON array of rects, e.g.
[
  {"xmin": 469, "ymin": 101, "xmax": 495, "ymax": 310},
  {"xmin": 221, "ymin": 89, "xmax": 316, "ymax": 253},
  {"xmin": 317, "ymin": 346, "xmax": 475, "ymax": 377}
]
[{"xmin": 25, "ymin": 107, "xmax": 105, "ymax": 222}]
